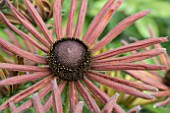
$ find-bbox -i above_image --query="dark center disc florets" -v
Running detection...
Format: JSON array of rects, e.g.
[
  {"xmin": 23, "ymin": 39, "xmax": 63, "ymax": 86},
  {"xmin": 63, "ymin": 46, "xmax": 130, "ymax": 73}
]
[
  {"xmin": 47, "ymin": 38, "xmax": 91, "ymax": 81},
  {"xmin": 164, "ymin": 70, "xmax": 170, "ymax": 86}
]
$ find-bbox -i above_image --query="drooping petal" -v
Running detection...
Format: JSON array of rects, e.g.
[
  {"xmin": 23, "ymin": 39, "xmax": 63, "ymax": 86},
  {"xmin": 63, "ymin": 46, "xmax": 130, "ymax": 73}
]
[
  {"xmin": 23, "ymin": 0, "xmax": 54, "ymax": 44},
  {"xmin": 152, "ymin": 90, "xmax": 170, "ymax": 97},
  {"xmin": 92, "ymin": 10, "xmax": 151, "ymax": 52},
  {"xmin": 9, "ymin": 102, "xmax": 18, "ymax": 113},
  {"xmin": 53, "ymin": 0, "xmax": 63, "ymax": 39},
  {"xmin": 32, "ymin": 93, "xmax": 46, "ymax": 113},
  {"xmin": 0, "ymin": 71, "xmax": 51, "ymax": 86},
  {"xmin": 69, "ymin": 82, "xmax": 78, "ymax": 113},
  {"xmin": 93, "ymin": 37, "xmax": 168, "ymax": 60},
  {"xmin": 0, "ymin": 63, "xmax": 49, "ymax": 72},
  {"xmin": 66, "ymin": 0, "xmax": 77, "ymax": 37},
  {"xmin": 0, "ymin": 38, "xmax": 47, "ymax": 64},
  {"xmin": 74, "ymin": 0, "xmax": 88, "ymax": 38},
  {"xmin": 86, "ymin": 0, "xmax": 124, "ymax": 46},
  {"xmin": 76, "ymin": 80, "xmax": 101, "ymax": 113}
]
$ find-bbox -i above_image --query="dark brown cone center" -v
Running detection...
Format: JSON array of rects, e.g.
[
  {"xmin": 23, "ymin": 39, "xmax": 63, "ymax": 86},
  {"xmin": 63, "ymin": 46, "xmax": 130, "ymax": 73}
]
[{"xmin": 54, "ymin": 40, "xmax": 86, "ymax": 67}]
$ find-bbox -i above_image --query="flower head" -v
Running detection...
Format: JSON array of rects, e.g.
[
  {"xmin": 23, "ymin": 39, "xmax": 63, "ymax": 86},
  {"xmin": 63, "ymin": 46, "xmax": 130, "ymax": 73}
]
[{"xmin": 0, "ymin": 0, "xmax": 168, "ymax": 112}]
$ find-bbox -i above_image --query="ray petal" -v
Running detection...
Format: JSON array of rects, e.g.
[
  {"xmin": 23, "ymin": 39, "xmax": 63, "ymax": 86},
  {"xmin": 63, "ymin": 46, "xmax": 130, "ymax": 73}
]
[
  {"xmin": 53, "ymin": 0, "xmax": 63, "ymax": 39},
  {"xmin": 0, "ymin": 63, "xmax": 49, "ymax": 72},
  {"xmin": 66, "ymin": 0, "xmax": 77, "ymax": 37},
  {"xmin": 23, "ymin": 0, "xmax": 54, "ymax": 43},
  {"xmin": 83, "ymin": 0, "xmax": 116, "ymax": 41},
  {"xmin": 87, "ymin": 73, "xmax": 154, "ymax": 99},
  {"xmin": 0, "ymin": 13, "xmax": 48, "ymax": 52},
  {"xmin": 152, "ymin": 90, "xmax": 170, "ymax": 97},
  {"xmin": 50, "ymin": 78, "xmax": 63, "ymax": 113},
  {"xmin": 76, "ymin": 80, "xmax": 101, "ymax": 113},
  {"xmin": 154, "ymin": 97, "xmax": 170, "ymax": 107},
  {"xmin": 0, "ymin": 71, "xmax": 51, "ymax": 86},
  {"xmin": 86, "ymin": 0, "xmax": 124, "ymax": 46},
  {"xmin": 101, "ymin": 93, "xmax": 119, "ymax": 113},
  {"xmin": 32, "ymin": 93, "xmax": 46, "ymax": 113},
  {"xmin": 9, "ymin": 102, "xmax": 18, "ymax": 113},
  {"xmin": 5, "ymin": 0, "xmax": 50, "ymax": 47},
  {"xmin": 127, "ymin": 106, "xmax": 141, "ymax": 113},
  {"xmin": 74, "ymin": 0, "xmax": 88, "ymax": 38},
  {"xmin": 0, "ymin": 38, "xmax": 47, "ymax": 64},
  {"xmin": 69, "ymin": 82, "xmax": 78, "ymax": 113},
  {"xmin": 0, "ymin": 76, "xmax": 52, "ymax": 111},
  {"xmin": 73, "ymin": 101, "xmax": 84, "ymax": 113},
  {"xmin": 93, "ymin": 37, "xmax": 168, "ymax": 60},
  {"xmin": 92, "ymin": 63, "xmax": 164, "ymax": 71},
  {"xmin": 92, "ymin": 10, "xmax": 151, "ymax": 52}
]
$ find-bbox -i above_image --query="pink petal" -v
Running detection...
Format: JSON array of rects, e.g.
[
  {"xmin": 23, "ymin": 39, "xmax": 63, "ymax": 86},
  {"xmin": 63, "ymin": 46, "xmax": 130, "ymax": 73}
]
[
  {"xmin": 66, "ymin": 0, "xmax": 77, "ymax": 37},
  {"xmin": 92, "ymin": 10, "xmax": 151, "ymax": 52},
  {"xmin": 127, "ymin": 106, "xmax": 141, "ymax": 113},
  {"xmin": 154, "ymin": 97, "xmax": 170, "ymax": 107},
  {"xmin": 0, "ymin": 38, "xmax": 47, "ymax": 64},
  {"xmin": 23, "ymin": 0, "xmax": 54, "ymax": 44},
  {"xmin": 74, "ymin": 0, "xmax": 88, "ymax": 38},
  {"xmin": 53, "ymin": 0, "xmax": 63, "ymax": 39},
  {"xmin": 32, "ymin": 93, "xmax": 46, "ymax": 113},
  {"xmin": 73, "ymin": 101, "xmax": 84, "ymax": 113},
  {"xmin": 9, "ymin": 102, "xmax": 18, "ymax": 113}
]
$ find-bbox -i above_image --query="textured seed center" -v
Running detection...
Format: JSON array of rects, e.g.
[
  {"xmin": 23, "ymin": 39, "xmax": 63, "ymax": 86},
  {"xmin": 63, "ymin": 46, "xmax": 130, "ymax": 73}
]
[
  {"xmin": 48, "ymin": 38, "xmax": 91, "ymax": 81},
  {"xmin": 54, "ymin": 40, "xmax": 86, "ymax": 67}
]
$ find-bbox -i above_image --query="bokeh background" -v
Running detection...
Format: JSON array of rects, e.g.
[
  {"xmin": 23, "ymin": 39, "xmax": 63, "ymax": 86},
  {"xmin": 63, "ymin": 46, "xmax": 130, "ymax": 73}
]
[{"xmin": 0, "ymin": 0, "xmax": 170, "ymax": 113}]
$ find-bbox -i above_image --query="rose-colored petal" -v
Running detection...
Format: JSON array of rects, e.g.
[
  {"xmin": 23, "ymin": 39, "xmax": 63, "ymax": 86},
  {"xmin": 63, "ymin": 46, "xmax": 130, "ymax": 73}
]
[
  {"xmin": 152, "ymin": 90, "xmax": 170, "ymax": 97},
  {"xmin": 154, "ymin": 97, "xmax": 170, "ymax": 107},
  {"xmin": 88, "ymin": 71, "xmax": 158, "ymax": 92},
  {"xmin": 0, "ymin": 71, "xmax": 51, "ymax": 86},
  {"xmin": 17, "ymin": 82, "xmax": 52, "ymax": 113},
  {"xmin": 83, "ymin": 0, "xmax": 116, "ymax": 42},
  {"xmin": 93, "ymin": 48, "xmax": 166, "ymax": 64},
  {"xmin": 53, "ymin": 0, "xmax": 63, "ymax": 39},
  {"xmin": 50, "ymin": 78, "xmax": 63, "ymax": 113},
  {"xmin": 83, "ymin": 77, "xmax": 125, "ymax": 113},
  {"xmin": 73, "ymin": 101, "xmax": 84, "ymax": 113},
  {"xmin": 74, "ymin": 0, "xmax": 88, "ymax": 38},
  {"xmin": 86, "ymin": 0, "xmax": 124, "ymax": 46},
  {"xmin": 92, "ymin": 63, "xmax": 164, "ymax": 71},
  {"xmin": 44, "ymin": 80, "xmax": 66, "ymax": 111},
  {"xmin": 32, "ymin": 93, "xmax": 46, "ymax": 113},
  {"xmin": 125, "ymin": 70, "xmax": 169, "ymax": 90},
  {"xmin": 0, "ymin": 38, "xmax": 47, "ymax": 64},
  {"xmin": 6, "ymin": 0, "xmax": 51, "ymax": 47},
  {"xmin": 69, "ymin": 82, "xmax": 78, "ymax": 113},
  {"xmin": 101, "ymin": 93, "xmax": 119, "ymax": 113},
  {"xmin": 9, "ymin": 102, "xmax": 18, "ymax": 113},
  {"xmin": 23, "ymin": 0, "xmax": 54, "ymax": 44},
  {"xmin": 0, "ymin": 76, "xmax": 52, "ymax": 111},
  {"xmin": 0, "ymin": 63, "xmax": 49, "ymax": 72},
  {"xmin": 4, "ymin": 29, "xmax": 22, "ymax": 48},
  {"xmin": 87, "ymin": 73, "xmax": 154, "ymax": 99},
  {"xmin": 127, "ymin": 106, "xmax": 141, "ymax": 113},
  {"xmin": 66, "ymin": 0, "xmax": 77, "ymax": 37},
  {"xmin": 76, "ymin": 80, "xmax": 101, "ymax": 113},
  {"xmin": 92, "ymin": 10, "xmax": 151, "ymax": 52},
  {"xmin": 0, "ymin": 13, "xmax": 48, "ymax": 53},
  {"xmin": 93, "ymin": 37, "xmax": 168, "ymax": 60}
]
